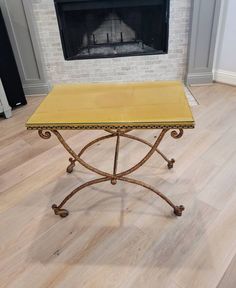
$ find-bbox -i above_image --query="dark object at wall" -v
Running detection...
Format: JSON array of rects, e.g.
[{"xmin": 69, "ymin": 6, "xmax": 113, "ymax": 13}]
[
  {"xmin": 54, "ymin": 0, "xmax": 170, "ymax": 60},
  {"xmin": 0, "ymin": 8, "xmax": 27, "ymax": 107}
]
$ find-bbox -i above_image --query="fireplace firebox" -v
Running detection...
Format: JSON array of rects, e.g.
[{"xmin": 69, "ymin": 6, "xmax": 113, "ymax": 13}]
[{"xmin": 54, "ymin": 0, "xmax": 170, "ymax": 60}]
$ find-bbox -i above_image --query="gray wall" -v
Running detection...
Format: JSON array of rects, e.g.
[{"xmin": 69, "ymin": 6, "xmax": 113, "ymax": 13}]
[
  {"xmin": 186, "ymin": 0, "xmax": 221, "ymax": 85},
  {"xmin": 215, "ymin": 0, "xmax": 236, "ymax": 73},
  {"xmin": 213, "ymin": 0, "xmax": 236, "ymax": 86},
  {"xmin": 0, "ymin": 0, "xmax": 50, "ymax": 95}
]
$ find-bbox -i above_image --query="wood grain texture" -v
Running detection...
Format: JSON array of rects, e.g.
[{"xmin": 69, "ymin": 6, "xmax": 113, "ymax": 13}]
[
  {"xmin": 0, "ymin": 83, "xmax": 236, "ymax": 288},
  {"xmin": 217, "ymin": 253, "xmax": 236, "ymax": 288}
]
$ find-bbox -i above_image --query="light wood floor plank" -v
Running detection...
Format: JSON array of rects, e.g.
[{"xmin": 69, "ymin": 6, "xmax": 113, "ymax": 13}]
[
  {"xmin": 174, "ymin": 195, "xmax": 236, "ymax": 288},
  {"xmin": 217, "ymin": 253, "xmax": 236, "ymax": 288}
]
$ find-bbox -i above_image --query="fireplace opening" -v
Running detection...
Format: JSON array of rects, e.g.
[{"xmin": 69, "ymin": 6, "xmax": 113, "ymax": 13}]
[{"xmin": 54, "ymin": 0, "xmax": 170, "ymax": 60}]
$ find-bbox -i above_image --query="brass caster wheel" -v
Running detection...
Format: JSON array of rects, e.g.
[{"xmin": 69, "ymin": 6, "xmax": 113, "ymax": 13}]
[
  {"xmin": 167, "ymin": 159, "xmax": 175, "ymax": 169},
  {"xmin": 173, "ymin": 205, "xmax": 185, "ymax": 217},
  {"xmin": 52, "ymin": 204, "xmax": 69, "ymax": 218},
  {"xmin": 67, "ymin": 158, "xmax": 76, "ymax": 174}
]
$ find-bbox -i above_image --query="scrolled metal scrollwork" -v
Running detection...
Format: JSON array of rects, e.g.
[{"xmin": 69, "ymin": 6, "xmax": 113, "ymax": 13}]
[
  {"xmin": 38, "ymin": 129, "xmax": 52, "ymax": 139},
  {"xmin": 170, "ymin": 129, "xmax": 184, "ymax": 139}
]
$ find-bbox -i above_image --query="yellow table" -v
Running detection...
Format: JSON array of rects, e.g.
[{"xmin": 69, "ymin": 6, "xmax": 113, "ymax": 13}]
[{"xmin": 26, "ymin": 81, "xmax": 194, "ymax": 218}]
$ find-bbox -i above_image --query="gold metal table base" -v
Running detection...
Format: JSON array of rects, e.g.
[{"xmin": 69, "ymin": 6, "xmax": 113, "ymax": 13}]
[{"xmin": 38, "ymin": 128, "xmax": 185, "ymax": 218}]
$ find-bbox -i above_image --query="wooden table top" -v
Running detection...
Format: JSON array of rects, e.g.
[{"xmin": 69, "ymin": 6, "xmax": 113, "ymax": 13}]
[{"xmin": 26, "ymin": 81, "xmax": 195, "ymax": 130}]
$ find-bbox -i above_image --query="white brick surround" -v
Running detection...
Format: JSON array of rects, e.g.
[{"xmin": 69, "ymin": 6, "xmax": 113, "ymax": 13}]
[{"xmin": 32, "ymin": 0, "xmax": 191, "ymax": 84}]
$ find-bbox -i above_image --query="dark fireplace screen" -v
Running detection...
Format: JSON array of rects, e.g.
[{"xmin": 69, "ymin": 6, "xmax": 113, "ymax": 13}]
[{"xmin": 54, "ymin": 0, "xmax": 170, "ymax": 60}]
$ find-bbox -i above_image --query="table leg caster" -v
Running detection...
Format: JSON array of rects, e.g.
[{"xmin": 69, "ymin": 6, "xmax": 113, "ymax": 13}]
[
  {"xmin": 167, "ymin": 159, "xmax": 175, "ymax": 169},
  {"xmin": 67, "ymin": 158, "xmax": 76, "ymax": 173},
  {"xmin": 173, "ymin": 205, "xmax": 185, "ymax": 216},
  {"xmin": 52, "ymin": 204, "xmax": 69, "ymax": 218}
]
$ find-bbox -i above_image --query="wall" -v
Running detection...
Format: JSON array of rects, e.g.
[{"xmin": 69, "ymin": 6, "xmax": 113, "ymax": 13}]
[
  {"xmin": 186, "ymin": 0, "xmax": 221, "ymax": 85},
  {"xmin": 0, "ymin": 0, "xmax": 49, "ymax": 95},
  {"xmin": 31, "ymin": 0, "xmax": 191, "ymax": 84},
  {"xmin": 214, "ymin": 0, "xmax": 236, "ymax": 86}
]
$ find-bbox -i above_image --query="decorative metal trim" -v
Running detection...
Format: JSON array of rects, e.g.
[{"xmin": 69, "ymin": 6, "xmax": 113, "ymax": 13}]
[{"xmin": 27, "ymin": 123, "xmax": 194, "ymax": 131}]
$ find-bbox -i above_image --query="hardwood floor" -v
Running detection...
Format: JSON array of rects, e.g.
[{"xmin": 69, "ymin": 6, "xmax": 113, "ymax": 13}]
[{"xmin": 0, "ymin": 83, "xmax": 236, "ymax": 288}]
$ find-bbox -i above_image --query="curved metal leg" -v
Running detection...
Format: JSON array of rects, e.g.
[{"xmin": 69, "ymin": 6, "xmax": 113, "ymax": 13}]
[
  {"xmin": 51, "ymin": 130, "xmax": 111, "ymax": 178},
  {"xmin": 119, "ymin": 176, "xmax": 185, "ymax": 216},
  {"xmin": 117, "ymin": 129, "xmax": 169, "ymax": 177},
  {"xmin": 51, "ymin": 177, "xmax": 110, "ymax": 217},
  {"xmin": 121, "ymin": 133, "xmax": 176, "ymax": 169},
  {"xmin": 66, "ymin": 133, "xmax": 116, "ymax": 173}
]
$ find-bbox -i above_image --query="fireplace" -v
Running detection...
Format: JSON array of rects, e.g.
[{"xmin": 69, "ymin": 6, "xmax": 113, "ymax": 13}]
[{"xmin": 54, "ymin": 0, "xmax": 170, "ymax": 60}]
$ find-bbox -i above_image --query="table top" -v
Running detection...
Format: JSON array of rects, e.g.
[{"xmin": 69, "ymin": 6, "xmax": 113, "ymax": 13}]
[{"xmin": 26, "ymin": 81, "xmax": 195, "ymax": 130}]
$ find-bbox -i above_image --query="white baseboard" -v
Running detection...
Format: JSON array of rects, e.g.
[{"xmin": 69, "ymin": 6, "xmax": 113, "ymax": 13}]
[{"xmin": 214, "ymin": 69, "xmax": 236, "ymax": 86}]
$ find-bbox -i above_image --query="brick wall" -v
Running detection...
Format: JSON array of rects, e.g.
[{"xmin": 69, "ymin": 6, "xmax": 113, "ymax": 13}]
[{"xmin": 32, "ymin": 0, "xmax": 191, "ymax": 84}]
